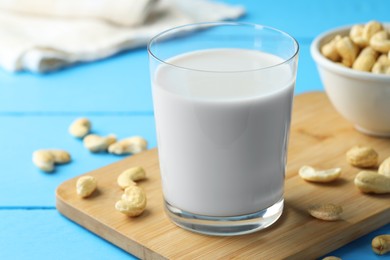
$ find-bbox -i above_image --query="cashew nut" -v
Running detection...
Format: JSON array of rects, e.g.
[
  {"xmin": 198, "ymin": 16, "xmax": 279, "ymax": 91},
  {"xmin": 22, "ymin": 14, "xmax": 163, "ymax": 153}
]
[
  {"xmin": 117, "ymin": 166, "xmax": 146, "ymax": 189},
  {"xmin": 352, "ymin": 47, "xmax": 379, "ymax": 71},
  {"xmin": 372, "ymin": 235, "xmax": 390, "ymax": 255},
  {"xmin": 382, "ymin": 53, "xmax": 390, "ymax": 63},
  {"xmin": 115, "ymin": 186, "xmax": 147, "ymax": 217},
  {"xmin": 307, "ymin": 203, "xmax": 343, "ymax": 221},
  {"xmin": 350, "ymin": 21, "xmax": 383, "ymax": 47},
  {"xmin": 370, "ymin": 30, "xmax": 390, "ymax": 53},
  {"xmin": 108, "ymin": 136, "xmax": 147, "ymax": 155},
  {"xmin": 69, "ymin": 118, "xmax": 91, "ymax": 138},
  {"xmin": 83, "ymin": 134, "xmax": 117, "ymax": 153},
  {"xmin": 346, "ymin": 146, "xmax": 378, "ymax": 168},
  {"xmin": 321, "ymin": 35, "xmax": 342, "ymax": 62},
  {"xmin": 322, "ymin": 21, "xmax": 390, "ymax": 74},
  {"xmin": 76, "ymin": 175, "xmax": 97, "ymax": 198},
  {"xmin": 362, "ymin": 21, "xmax": 383, "ymax": 44},
  {"xmin": 372, "ymin": 54, "xmax": 390, "ymax": 74},
  {"xmin": 378, "ymin": 157, "xmax": 390, "ymax": 177},
  {"xmin": 322, "ymin": 257, "xmax": 342, "ymax": 260},
  {"xmin": 299, "ymin": 165, "xmax": 341, "ymax": 183},
  {"xmin": 336, "ymin": 36, "xmax": 360, "ymax": 67},
  {"xmin": 32, "ymin": 149, "xmax": 71, "ymax": 172},
  {"xmin": 354, "ymin": 171, "xmax": 390, "ymax": 194},
  {"xmin": 350, "ymin": 24, "xmax": 366, "ymax": 47}
]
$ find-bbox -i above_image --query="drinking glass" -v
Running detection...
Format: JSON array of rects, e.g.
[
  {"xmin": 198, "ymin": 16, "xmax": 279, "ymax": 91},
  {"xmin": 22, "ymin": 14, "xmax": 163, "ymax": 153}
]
[{"xmin": 148, "ymin": 22, "xmax": 299, "ymax": 236}]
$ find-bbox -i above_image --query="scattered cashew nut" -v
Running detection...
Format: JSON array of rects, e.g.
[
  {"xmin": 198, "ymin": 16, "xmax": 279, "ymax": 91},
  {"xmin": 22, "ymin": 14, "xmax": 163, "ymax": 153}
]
[
  {"xmin": 83, "ymin": 134, "xmax": 117, "ymax": 153},
  {"xmin": 117, "ymin": 166, "xmax": 146, "ymax": 189},
  {"xmin": 354, "ymin": 171, "xmax": 390, "ymax": 194},
  {"xmin": 307, "ymin": 203, "xmax": 343, "ymax": 221},
  {"xmin": 299, "ymin": 165, "xmax": 341, "ymax": 183},
  {"xmin": 69, "ymin": 118, "xmax": 91, "ymax": 138},
  {"xmin": 32, "ymin": 149, "xmax": 71, "ymax": 172},
  {"xmin": 322, "ymin": 257, "xmax": 342, "ymax": 260},
  {"xmin": 352, "ymin": 47, "xmax": 378, "ymax": 71},
  {"xmin": 76, "ymin": 175, "xmax": 97, "ymax": 198},
  {"xmin": 336, "ymin": 36, "xmax": 359, "ymax": 67},
  {"xmin": 378, "ymin": 157, "xmax": 390, "ymax": 177},
  {"xmin": 370, "ymin": 30, "xmax": 390, "ymax": 53},
  {"xmin": 108, "ymin": 136, "xmax": 147, "ymax": 155},
  {"xmin": 115, "ymin": 186, "xmax": 147, "ymax": 217},
  {"xmin": 346, "ymin": 146, "xmax": 378, "ymax": 168},
  {"xmin": 372, "ymin": 235, "xmax": 390, "ymax": 255},
  {"xmin": 321, "ymin": 35, "xmax": 342, "ymax": 62}
]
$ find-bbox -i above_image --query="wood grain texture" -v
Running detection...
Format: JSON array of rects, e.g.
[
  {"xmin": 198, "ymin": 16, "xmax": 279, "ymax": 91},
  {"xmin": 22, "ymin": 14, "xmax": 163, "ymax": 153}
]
[{"xmin": 56, "ymin": 92, "xmax": 390, "ymax": 259}]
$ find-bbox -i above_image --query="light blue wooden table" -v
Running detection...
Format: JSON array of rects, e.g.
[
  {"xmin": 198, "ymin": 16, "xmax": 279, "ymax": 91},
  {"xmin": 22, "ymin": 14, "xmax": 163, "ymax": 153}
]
[{"xmin": 0, "ymin": 1, "xmax": 389, "ymax": 259}]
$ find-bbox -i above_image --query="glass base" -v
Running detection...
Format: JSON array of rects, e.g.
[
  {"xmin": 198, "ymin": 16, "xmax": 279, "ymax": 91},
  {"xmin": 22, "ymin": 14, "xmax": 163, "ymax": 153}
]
[{"xmin": 165, "ymin": 198, "xmax": 284, "ymax": 236}]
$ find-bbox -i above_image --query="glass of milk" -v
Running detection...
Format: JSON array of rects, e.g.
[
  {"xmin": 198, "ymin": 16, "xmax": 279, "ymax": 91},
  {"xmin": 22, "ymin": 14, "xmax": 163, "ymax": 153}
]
[{"xmin": 148, "ymin": 22, "xmax": 299, "ymax": 236}]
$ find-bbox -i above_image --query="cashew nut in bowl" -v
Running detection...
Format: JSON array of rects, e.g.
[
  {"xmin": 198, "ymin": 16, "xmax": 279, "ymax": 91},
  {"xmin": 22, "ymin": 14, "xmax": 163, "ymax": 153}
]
[
  {"xmin": 362, "ymin": 20, "xmax": 383, "ymax": 44},
  {"xmin": 372, "ymin": 54, "xmax": 390, "ymax": 74},
  {"xmin": 350, "ymin": 21, "xmax": 383, "ymax": 47},
  {"xmin": 350, "ymin": 24, "xmax": 366, "ymax": 47},
  {"xmin": 321, "ymin": 35, "xmax": 342, "ymax": 61},
  {"xmin": 352, "ymin": 47, "xmax": 379, "ymax": 72},
  {"xmin": 336, "ymin": 36, "xmax": 359, "ymax": 67},
  {"xmin": 370, "ymin": 30, "xmax": 390, "ymax": 53},
  {"xmin": 320, "ymin": 21, "xmax": 390, "ymax": 75}
]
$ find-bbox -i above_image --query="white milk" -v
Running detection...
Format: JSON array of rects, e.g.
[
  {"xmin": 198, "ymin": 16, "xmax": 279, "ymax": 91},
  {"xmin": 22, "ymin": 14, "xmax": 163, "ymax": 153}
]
[{"xmin": 152, "ymin": 48, "xmax": 295, "ymax": 216}]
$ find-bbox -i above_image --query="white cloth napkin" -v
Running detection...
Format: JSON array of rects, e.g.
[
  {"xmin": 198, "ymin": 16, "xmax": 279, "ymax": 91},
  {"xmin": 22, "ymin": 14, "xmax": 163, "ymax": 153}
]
[{"xmin": 0, "ymin": 0, "xmax": 245, "ymax": 72}]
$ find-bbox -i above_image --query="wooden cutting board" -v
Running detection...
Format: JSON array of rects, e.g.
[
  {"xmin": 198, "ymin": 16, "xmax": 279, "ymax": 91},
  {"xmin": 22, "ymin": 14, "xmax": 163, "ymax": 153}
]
[{"xmin": 56, "ymin": 92, "xmax": 390, "ymax": 259}]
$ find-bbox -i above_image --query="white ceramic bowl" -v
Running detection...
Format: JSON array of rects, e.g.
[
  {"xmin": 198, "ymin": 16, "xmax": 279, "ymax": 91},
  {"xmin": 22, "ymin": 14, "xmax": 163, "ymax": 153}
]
[{"xmin": 311, "ymin": 24, "xmax": 390, "ymax": 137}]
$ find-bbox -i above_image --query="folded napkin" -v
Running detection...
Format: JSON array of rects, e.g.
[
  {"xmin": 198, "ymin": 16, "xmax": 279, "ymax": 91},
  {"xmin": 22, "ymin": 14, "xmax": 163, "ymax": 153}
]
[{"xmin": 0, "ymin": 0, "xmax": 245, "ymax": 72}]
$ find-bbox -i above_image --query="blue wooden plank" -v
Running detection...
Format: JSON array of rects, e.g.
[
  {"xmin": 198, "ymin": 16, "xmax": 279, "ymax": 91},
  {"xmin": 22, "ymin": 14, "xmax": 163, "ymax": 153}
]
[
  {"xmin": 0, "ymin": 48, "xmax": 153, "ymax": 113},
  {"xmin": 0, "ymin": 115, "xmax": 156, "ymax": 207},
  {"xmin": 232, "ymin": 0, "xmax": 390, "ymax": 38},
  {"xmin": 0, "ymin": 210, "xmax": 136, "ymax": 260},
  {"xmin": 324, "ymin": 223, "xmax": 390, "ymax": 259},
  {"xmin": 296, "ymin": 43, "xmax": 323, "ymax": 94}
]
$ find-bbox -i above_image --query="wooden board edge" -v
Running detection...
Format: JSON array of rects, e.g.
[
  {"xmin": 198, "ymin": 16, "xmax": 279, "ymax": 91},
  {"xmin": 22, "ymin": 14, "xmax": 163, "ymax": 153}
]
[
  {"xmin": 287, "ymin": 208, "xmax": 390, "ymax": 259},
  {"xmin": 55, "ymin": 148, "xmax": 165, "ymax": 260},
  {"xmin": 295, "ymin": 90, "xmax": 325, "ymax": 98},
  {"xmin": 293, "ymin": 91, "xmax": 327, "ymax": 107},
  {"xmin": 55, "ymin": 193, "xmax": 167, "ymax": 260}
]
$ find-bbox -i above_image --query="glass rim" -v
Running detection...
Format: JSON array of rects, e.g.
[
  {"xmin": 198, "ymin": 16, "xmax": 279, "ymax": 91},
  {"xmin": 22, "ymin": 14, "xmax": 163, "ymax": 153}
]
[{"xmin": 147, "ymin": 21, "xmax": 299, "ymax": 73}]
